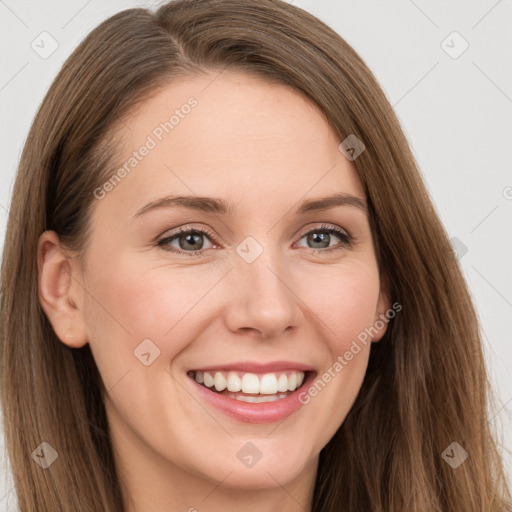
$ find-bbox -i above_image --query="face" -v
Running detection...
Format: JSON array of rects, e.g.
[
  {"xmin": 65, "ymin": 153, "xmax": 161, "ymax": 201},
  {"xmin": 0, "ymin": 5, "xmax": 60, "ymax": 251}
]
[{"xmin": 39, "ymin": 71, "xmax": 390, "ymax": 503}]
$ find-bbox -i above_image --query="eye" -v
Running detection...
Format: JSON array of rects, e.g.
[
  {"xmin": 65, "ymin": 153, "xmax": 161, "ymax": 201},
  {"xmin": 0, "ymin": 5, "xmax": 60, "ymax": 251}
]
[
  {"xmin": 157, "ymin": 226, "xmax": 216, "ymax": 256},
  {"xmin": 295, "ymin": 224, "xmax": 352, "ymax": 253},
  {"xmin": 157, "ymin": 223, "xmax": 353, "ymax": 257}
]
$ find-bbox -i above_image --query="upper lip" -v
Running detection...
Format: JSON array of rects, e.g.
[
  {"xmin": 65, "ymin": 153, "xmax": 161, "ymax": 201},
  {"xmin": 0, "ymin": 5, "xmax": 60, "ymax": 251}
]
[{"xmin": 190, "ymin": 361, "xmax": 315, "ymax": 373}]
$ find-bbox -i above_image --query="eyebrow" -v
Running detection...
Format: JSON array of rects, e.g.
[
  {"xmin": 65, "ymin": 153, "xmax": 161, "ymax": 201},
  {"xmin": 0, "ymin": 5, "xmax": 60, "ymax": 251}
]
[{"xmin": 133, "ymin": 192, "xmax": 368, "ymax": 219}]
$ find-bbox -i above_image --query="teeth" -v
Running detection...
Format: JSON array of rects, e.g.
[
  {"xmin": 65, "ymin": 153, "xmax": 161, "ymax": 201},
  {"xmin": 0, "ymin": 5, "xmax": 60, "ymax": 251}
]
[
  {"xmin": 226, "ymin": 371, "xmax": 242, "ymax": 392},
  {"xmin": 287, "ymin": 372, "xmax": 297, "ymax": 391},
  {"xmin": 213, "ymin": 372, "xmax": 227, "ymax": 392},
  {"xmin": 241, "ymin": 373, "xmax": 260, "ymax": 393},
  {"xmin": 192, "ymin": 370, "xmax": 306, "ymax": 395},
  {"xmin": 203, "ymin": 372, "xmax": 214, "ymax": 388},
  {"xmin": 259, "ymin": 374, "xmax": 278, "ymax": 394},
  {"xmin": 277, "ymin": 374, "xmax": 288, "ymax": 392},
  {"xmin": 227, "ymin": 392, "xmax": 289, "ymax": 403}
]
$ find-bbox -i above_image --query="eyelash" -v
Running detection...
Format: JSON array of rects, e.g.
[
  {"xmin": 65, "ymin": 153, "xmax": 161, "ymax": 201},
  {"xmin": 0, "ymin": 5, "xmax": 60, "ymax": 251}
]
[{"xmin": 157, "ymin": 224, "xmax": 353, "ymax": 257}]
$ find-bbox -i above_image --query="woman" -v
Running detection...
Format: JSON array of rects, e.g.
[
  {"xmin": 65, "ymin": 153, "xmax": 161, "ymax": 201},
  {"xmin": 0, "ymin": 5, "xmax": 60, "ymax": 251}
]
[{"xmin": 1, "ymin": 0, "xmax": 510, "ymax": 510}]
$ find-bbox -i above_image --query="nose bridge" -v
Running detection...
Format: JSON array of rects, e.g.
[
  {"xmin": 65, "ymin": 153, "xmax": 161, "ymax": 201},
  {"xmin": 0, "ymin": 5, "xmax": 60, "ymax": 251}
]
[{"xmin": 226, "ymin": 239, "xmax": 302, "ymax": 337}]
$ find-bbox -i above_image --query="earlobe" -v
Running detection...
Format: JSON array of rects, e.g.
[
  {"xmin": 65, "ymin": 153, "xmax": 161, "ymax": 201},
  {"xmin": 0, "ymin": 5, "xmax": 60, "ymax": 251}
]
[
  {"xmin": 37, "ymin": 230, "xmax": 88, "ymax": 348},
  {"xmin": 372, "ymin": 271, "xmax": 392, "ymax": 342}
]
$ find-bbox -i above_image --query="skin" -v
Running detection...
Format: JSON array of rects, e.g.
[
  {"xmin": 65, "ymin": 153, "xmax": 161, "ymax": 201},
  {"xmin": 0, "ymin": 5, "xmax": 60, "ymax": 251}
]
[{"xmin": 38, "ymin": 71, "xmax": 390, "ymax": 512}]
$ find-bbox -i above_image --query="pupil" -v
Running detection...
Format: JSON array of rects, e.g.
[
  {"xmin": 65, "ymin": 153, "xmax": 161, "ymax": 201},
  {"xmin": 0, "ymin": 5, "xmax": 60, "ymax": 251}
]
[
  {"xmin": 181, "ymin": 233, "xmax": 203, "ymax": 250},
  {"xmin": 309, "ymin": 232, "xmax": 329, "ymax": 248}
]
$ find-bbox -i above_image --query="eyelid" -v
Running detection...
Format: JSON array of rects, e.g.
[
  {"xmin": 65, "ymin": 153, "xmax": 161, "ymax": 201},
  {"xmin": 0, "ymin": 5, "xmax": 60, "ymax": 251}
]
[
  {"xmin": 295, "ymin": 222, "xmax": 350, "ymax": 240},
  {"xmin": 157, "ymin": 224, "xmax": 219, "ymax": 247}
]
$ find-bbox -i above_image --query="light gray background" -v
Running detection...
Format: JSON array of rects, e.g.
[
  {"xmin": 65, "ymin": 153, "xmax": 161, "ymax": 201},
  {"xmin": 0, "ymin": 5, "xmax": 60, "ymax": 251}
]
[{"xmin": 1, "ymin": 0, "xmax": 511, "ymax": 509}]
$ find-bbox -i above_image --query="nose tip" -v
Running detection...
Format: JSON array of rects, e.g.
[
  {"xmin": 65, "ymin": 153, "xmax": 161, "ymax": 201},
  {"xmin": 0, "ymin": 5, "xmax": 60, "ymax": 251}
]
[
  {"xmin": 224, "ymin": 259, "xmax": 302, "ymax": 339},
  {"xmin": 239, "ymin": 322, "xmax": 295, "ymax": 340}
]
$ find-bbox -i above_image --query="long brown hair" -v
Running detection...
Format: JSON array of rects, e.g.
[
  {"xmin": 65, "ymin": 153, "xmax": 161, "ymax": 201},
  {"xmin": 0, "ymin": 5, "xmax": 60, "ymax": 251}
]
[{"xmin": 1, "ymin": 0, "xmax": 510, "ymax": 510}]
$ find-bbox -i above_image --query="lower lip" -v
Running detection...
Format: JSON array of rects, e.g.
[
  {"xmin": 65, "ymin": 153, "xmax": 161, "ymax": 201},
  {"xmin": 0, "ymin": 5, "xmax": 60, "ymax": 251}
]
[{"xmin": 187, "ymin": 371, "xmax": 316, "ymax": 424}]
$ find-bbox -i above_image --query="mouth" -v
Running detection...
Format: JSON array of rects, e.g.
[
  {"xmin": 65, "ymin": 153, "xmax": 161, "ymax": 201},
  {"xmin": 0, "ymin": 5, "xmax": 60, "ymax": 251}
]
[
  {"xmin": 185, "ymin": 364, "xmax": 316, "ymax": 423},
  {"xmin": 186, "ymin": 369, "xmax": 309, "ymax": 403}
]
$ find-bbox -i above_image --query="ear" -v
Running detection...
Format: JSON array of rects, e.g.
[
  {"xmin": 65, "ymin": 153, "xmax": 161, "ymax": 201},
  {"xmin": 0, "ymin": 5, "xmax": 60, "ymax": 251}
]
[
  {"xmin": 372, "ymin": 271, "xmax": 392, "ymax": 342},
  {"xmin": 37, "ymin": 230, "xmax": 88, "ymax": 348}
]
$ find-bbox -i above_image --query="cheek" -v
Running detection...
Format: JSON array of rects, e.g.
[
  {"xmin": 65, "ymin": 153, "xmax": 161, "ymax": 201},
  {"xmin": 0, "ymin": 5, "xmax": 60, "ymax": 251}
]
[
  {"xmin": 82, "ymin": 252, "xmax": 222, "ymax": 375},
  {"xmin": 296, "ymin": 265, "xmax": 379, "ymax": 453},
  {"xmin": 299, "ymin": 261, "xmax": 381, "ymax": 349}
]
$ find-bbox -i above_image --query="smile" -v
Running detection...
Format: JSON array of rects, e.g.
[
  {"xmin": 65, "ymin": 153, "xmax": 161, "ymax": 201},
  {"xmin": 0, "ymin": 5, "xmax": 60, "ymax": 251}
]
[
  {"xmin": 185, "ymin": 364, "xmax": 316, "ymax": 423},
  {"xmin": 188, "ymin": 369, "xmax": 305, "ymax": 400}
]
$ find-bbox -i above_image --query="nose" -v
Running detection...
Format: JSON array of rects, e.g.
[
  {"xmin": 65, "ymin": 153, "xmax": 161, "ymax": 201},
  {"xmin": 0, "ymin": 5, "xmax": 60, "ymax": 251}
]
[{"xmin": 223, "ymin": 246, "xmax": 303, "ymax": 339}]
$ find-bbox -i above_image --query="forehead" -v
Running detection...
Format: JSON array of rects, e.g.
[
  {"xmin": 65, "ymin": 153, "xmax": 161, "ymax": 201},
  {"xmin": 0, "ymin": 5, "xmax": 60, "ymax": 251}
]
[{"xmin": 98, "ymin": 71, "xmax": 365, "ymax": 217}]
